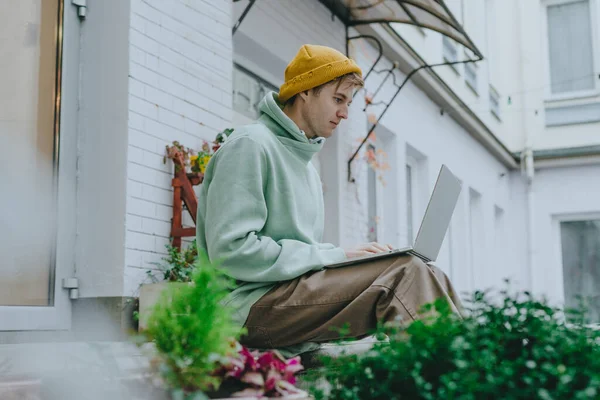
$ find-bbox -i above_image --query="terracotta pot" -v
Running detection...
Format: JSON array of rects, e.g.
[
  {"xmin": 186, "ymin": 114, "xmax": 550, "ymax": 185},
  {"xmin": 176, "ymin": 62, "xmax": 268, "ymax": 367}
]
[{"xmin": 187, "ymin": 172, "xmax": 204, "ymax": 186}]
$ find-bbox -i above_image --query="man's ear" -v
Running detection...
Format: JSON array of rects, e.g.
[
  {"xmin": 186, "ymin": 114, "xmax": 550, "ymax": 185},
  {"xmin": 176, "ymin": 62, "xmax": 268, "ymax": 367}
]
[{"xmin": 298, "ymin": 90, "xmax": 310, "ymax": 102}]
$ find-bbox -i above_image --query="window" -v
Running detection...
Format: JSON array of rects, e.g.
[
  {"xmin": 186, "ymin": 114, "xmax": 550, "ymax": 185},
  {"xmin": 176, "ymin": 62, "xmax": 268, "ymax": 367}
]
[
  {"xmin": 489, "ymin": 85, "xmax": 501, "ymax": 119},
  {"xmin": 469, "ymin": 188, "xmax": 483, "ymax": 288},
  {"xmin": 446, "ymin": 223, "xmax": 455, "ymax": 279},
  {"xmin": 442, "ymin": 36, "xmax": 460, "ymax": 75},
  {"xmin": 0, "ymin": 0, "xmax": 61, "ymax": 307},
  {"xmin": 560, "ymin": 219, "xmax": 600, "ymax": 323},
  {"xmin": 233, "ymin": 64, "xmax": 278, "ymax": 121},
  {"xmin": 405, "ymin": 147, "xmax": 427, "ymax": 247},
  {"xmin": 406, "ymin": 164, "xmax": 414, "ymax": 244},
  {"xmin": 443, "ymin": 36, "xmax": 458, "ymax": 63},
  {"xmin": 546, "ymin": 0, "xmax": 595, "ymax": 95},
  {"xmin": 367, "ymin": 144, "xmax": 378, "ymax": 242},
  {"xmin": 465, "ymin": 61, "xmax": 478, "ymax": 94},
  {"xmin": 449, "ymin": 187, "xmax": 468, "ymax": 291},
  {"xmin": 494, "ymin": 206, "xmax": 505, "ymax": 280}
]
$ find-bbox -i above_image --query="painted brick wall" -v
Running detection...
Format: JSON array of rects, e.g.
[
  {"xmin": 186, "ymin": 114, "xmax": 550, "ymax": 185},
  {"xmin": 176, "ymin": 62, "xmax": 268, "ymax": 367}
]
[{"xmin": 125, "ymin": 0, "xmax": 233, "ymax": 295}]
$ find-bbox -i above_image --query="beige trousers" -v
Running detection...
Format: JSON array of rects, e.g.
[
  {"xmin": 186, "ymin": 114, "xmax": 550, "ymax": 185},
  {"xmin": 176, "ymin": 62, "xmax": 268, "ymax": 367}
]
[{"xmin": 241, "ymin": 255, "xmax": 463, "ymax": 349}]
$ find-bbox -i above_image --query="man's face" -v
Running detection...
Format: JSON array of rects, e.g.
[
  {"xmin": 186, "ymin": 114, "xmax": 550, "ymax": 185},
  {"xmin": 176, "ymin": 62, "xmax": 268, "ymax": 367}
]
[{"xmin": 301, "ymin": 79, "xmax": 355, "ymax": 139}]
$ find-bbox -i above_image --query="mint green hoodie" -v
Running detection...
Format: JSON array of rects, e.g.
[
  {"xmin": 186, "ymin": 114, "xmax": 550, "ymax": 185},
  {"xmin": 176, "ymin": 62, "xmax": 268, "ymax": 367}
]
[{"xmin": 196, "ymin": 92, "xmax": 347, "ymax": 351}]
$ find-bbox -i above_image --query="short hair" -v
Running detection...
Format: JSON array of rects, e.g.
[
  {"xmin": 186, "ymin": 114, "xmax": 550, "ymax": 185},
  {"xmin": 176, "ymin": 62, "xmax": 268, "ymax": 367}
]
[{"xmin": 284, "ymin": 72, "xmax": 364, "ymax": 107}]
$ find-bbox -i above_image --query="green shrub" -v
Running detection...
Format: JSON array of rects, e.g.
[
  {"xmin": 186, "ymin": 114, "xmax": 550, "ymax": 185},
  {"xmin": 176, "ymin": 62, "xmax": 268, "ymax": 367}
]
[
  {"xmin": 151, "ymin": 240, "xmax": 198, "ymax": 282},
  {"xmin": 312, "ymin": 289, "xmax": 600, "ymax": 400},
  {"xmin": 142, "ymin": 252, "xmax": 242, "ymax": 395}
]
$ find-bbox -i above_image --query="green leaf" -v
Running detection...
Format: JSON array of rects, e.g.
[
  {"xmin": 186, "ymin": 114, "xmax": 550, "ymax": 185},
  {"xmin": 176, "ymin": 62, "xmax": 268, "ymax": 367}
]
[{"xmin": 139, "ymin": 251, "xmax": 242, "ymax": 393}]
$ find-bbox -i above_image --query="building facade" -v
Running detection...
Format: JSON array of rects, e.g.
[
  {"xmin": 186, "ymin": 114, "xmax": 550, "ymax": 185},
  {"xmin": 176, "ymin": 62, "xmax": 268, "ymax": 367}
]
[{"xmin": 1, "ymin": 0, "xmax": 600, "ymax": 342}]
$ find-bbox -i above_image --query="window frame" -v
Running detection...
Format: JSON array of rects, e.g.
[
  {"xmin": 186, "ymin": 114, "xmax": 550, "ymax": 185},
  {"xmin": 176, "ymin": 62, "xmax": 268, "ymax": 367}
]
[
  {"xmin": 232, "ymin": 62, "xmax": 278, "ymax": 124},
  {"xmin": 442, "ymin": 36, "xmax": 461, "ymax": 76},
  {"xmin": 405, "ymin": 155, "xmax": 421, "ymax": 244},
  {"xmin": 541, "ymin": 0, "xmax": 600, "ymax": 103},
  {"xmin": 464, "ymin": 55, "xmax": 479, "ymax": 96},
  {"xmin": 493, "ymin": 205, "xmax": 506, "ymax": 281},
  {"xmin": 468, "ymin": 187, "xmax": 484, "ymax": 289},
  {"xmin": 366, "ymin": 143, "xmax": 383, "ymax": 243},
  {"xmin": 489, "ymin": 84, "xmax": 501, "ymax": 120},
  {"xmin": 448, "ymin": 183, "xmax": 468, "ymax": 291},
  {"xmin": 553, "ymin": 212, "xmax": 600, "ymax": 308}
]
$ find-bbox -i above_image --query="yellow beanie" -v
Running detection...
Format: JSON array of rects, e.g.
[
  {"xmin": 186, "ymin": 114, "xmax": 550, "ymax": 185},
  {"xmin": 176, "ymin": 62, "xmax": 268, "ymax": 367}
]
[{"xmin": 278, "ymin": 44, "xmax": 362, "ymax": 103}]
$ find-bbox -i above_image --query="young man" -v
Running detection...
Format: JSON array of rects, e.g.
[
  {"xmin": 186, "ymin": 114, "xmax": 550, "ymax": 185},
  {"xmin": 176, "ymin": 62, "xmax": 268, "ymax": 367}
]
[{"xmin": 196, "ymin": 44, "xmax": 462, "ymax": 354}]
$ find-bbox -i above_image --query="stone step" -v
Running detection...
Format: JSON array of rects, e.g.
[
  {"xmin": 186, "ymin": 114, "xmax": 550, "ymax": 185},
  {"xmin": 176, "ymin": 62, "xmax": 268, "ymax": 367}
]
[{"xmin": 0, "ymin": 376, "xmax": 42, "ymax": 400}]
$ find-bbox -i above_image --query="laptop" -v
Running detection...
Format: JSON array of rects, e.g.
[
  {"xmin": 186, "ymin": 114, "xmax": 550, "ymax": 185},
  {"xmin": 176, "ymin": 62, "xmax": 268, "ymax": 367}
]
[{"xmin": 326, "ymin": 165, "xmax": 462, "ymax": 268}]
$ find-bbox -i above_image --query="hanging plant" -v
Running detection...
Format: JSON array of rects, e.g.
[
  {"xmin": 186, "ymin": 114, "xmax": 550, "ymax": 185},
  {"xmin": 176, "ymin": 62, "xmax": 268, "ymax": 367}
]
[{"xmin": 164, "ymin": 128, "xmax": 234, "ymax": 176}]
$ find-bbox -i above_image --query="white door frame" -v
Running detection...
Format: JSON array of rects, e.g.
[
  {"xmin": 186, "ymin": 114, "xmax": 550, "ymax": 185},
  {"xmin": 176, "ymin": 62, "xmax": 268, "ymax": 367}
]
[{"xmin": 0, "ymin": 0, "xmax": 77, "ymax": 331}]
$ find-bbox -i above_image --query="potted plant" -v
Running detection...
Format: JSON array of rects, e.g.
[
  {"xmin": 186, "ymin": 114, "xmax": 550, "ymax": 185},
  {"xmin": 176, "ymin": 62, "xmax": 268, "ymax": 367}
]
[
  {"xmin": 208, "ymin": 344, "xmax": 308, "ymax": 399},
  {"xmin": 309, "ymin": 286, "xmax": 600, "ymax": 399},
  {"xmin": 138, "ymin": 240, "xmax": 198, "ymax": 331},
  {"xmin": 138, "ymin": 254, "xmax": 308, "ymax": 399},
  {"xmin": 164, "ymin": 128, "xmax": 234, "ymax": 185}
]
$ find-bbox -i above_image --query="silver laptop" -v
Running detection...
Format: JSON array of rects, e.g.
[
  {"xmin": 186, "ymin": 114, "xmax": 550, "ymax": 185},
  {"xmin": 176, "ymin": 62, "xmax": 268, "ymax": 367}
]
[{"xmin": 326, "ymin": 165, "xmax": 462, "ymax": 268}]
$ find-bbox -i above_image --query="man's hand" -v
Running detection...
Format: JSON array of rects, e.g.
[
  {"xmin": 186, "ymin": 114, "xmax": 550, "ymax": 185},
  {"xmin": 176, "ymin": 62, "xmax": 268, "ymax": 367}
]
[{"xmin": 344, "ymin": 242, "xmax": 394, "ymax": 259}]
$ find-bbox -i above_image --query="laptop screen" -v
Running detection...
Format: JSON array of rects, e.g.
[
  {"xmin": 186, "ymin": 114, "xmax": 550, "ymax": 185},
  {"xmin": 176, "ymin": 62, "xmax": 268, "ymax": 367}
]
[{"xmin": 412, "ymin": 165, "xmax": 462, "ymax": 261}]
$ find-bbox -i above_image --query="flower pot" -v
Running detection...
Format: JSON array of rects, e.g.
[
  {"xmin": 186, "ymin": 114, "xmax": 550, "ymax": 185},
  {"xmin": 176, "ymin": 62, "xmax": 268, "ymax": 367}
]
[
  {"xmin": 205, "ymin": 388, "xmax": 311, "ymax": 399},
  {"xmin": 187, "ymin": 172, "xmax": 204, "ymax": 186},
  {"xmin": 138, "ymin": 282, "xmax": 187, "ymax": 331}
]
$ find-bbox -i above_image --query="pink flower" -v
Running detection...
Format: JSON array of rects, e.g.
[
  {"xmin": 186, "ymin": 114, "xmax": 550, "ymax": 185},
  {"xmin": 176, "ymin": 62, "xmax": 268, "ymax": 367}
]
[
  {"xmin": 257, "ymin": 351, "xmax": 286, "ymax": 373},
  {"xmin": 224, "ymin": 357, "xmax": 245, "ymax": 379},
  {"xmin": 283, "ymin": 357, "xmax": 303, "ymax": 384},
  {"xmin": 240, "ymin": 347, "xmax": 259, "ymax": 371},
  {"xmin": 215, "ymin": 343, "xmax": 304, "ymax": 398},
  {"xmin": 241, "ymin": 371, "xmax": 265, "ymax": 387}
]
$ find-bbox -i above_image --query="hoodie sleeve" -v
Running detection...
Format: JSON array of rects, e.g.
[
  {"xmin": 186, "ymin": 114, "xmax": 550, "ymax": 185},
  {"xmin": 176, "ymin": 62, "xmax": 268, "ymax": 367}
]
[{"xmin": 202, "ymin": 136, "xmax": 346, "ymax": 283}]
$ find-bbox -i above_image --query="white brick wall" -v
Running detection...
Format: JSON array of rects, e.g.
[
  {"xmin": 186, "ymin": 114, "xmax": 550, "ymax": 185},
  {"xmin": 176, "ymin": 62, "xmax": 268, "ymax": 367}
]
[{"xmin": 125, "ymin": 0, "xmax": 233, "ymax": 294}]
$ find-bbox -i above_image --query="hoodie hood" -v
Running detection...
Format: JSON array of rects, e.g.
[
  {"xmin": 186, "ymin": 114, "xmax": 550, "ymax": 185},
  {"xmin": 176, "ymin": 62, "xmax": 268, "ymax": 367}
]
[{"xmin": 257, "ymin": 91, "xmax": 324, "ymax": 163}]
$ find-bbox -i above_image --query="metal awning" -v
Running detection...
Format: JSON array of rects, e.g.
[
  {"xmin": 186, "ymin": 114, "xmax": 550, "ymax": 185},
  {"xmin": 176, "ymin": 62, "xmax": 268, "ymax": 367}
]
[
  {"xmin": 322, "ymin": 0, "xmax": 482, "ymax": 58},
  {"xmin": 233, "ymin": 0, "xmax": 481, "ymax": 59}
]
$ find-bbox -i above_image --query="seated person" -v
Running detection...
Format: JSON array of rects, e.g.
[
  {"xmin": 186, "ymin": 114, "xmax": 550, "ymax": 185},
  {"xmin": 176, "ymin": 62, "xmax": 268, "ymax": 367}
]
[{"xmin": 196, "ymin": 44, "xmax": 463, "ymax": 354}]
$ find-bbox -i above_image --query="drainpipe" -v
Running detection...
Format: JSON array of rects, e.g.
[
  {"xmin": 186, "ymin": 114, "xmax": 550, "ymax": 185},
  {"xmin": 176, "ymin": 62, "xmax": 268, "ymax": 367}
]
[
  {"xmin": 516, "ymin": 1, "xmax": 539, "ymax": 292},
  {"xmin": 522, "ymin": 148, "xmax": 535, "ymax": 292},
  {"xmin": 516, "ymin": 0, "xmax": 536, "ymax": 292}
]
